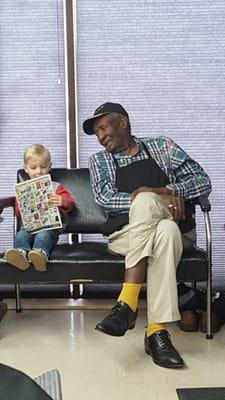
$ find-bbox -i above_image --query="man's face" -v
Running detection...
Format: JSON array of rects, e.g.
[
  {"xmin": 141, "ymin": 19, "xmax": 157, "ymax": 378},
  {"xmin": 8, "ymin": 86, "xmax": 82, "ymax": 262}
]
[{"xmin": 93, "ymin": 113, "xmax": 128, "ymax": 153}]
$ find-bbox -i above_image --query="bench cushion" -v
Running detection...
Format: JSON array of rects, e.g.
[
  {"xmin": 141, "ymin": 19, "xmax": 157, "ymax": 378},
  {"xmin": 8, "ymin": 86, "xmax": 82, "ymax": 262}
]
[{"xmin": 0, "ymin": 243, "xmax": 207, "ymax": 284}]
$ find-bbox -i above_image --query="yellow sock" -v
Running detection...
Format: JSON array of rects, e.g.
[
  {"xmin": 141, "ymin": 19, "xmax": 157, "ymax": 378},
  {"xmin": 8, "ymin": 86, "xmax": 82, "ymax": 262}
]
[
  {"xmin": 117, "ymin": 283, "xmax": 142, "ymax": 312},
  {"xmin": 146, "ymin": 323, "xmax": 167, "ymax": 337}
]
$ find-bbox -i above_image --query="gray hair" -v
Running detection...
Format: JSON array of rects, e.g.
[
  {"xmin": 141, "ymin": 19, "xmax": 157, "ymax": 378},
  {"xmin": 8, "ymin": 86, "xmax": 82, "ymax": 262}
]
[{"xmin": 110, "ymin": 112, "xmax": 131, "ymax": 133}]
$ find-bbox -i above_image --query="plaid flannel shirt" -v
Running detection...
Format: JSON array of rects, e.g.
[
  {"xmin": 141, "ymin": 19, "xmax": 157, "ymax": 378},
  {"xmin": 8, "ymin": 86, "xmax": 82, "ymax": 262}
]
[{"xmin": 89, "ymin": 136, "xmax": 212, "ymax": 215}]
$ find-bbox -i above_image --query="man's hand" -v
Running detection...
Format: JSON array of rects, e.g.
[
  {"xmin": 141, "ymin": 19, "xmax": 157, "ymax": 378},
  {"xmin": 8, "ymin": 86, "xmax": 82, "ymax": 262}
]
[
  {"xmin": 161, "ymin": 194, "xmax": 185, "ymax": 222},
  {"xmin": 131, "ymin": 186, "xmax": 185, "ymax": 222},
  {"xmin": 48, "ymin": 193, "xmax": 66, "ymax": 208}
]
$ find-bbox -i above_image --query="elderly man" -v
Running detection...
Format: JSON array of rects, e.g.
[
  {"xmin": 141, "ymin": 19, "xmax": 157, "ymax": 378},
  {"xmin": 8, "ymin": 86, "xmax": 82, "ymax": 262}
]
[{"xmin": 83, "ymin": 102, "xmax": 211, "ymax": 368}]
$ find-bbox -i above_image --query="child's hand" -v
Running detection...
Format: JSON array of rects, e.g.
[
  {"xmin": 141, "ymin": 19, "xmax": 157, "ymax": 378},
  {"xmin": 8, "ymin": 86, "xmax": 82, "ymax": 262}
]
[{"xmin": 48, "ymin": 193, "xmax": 66, "ymax": 208}]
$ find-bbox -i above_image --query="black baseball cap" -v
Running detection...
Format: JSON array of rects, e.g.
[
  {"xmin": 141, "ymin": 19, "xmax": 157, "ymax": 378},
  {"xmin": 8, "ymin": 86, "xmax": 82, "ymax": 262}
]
[{"xmin": 83, "ymin": 102, "xmax": 129, "ymax": 135}]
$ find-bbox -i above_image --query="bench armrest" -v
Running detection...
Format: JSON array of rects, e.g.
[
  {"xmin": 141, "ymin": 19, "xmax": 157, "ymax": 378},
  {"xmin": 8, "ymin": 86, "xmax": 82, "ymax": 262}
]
[
  {"xmin": 194, "ymin": 195, "xmax": 211, "ymax": 212},
  {"xmin": 0, "ymin": 197, "xmax": 15, "ymax": 214}
]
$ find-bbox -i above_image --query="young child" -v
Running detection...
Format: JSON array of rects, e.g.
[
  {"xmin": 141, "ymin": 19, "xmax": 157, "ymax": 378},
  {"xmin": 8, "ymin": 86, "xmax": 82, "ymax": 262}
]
[{"xmin": 4, "ymin": 144, "xmax": 75, "ymax": 272}]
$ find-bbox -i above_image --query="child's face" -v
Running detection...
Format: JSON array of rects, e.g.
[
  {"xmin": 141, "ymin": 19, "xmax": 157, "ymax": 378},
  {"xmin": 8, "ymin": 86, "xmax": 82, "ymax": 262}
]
[{"xmin": 24, "ymin": 156, "xmax": 51, "ymax": 179}]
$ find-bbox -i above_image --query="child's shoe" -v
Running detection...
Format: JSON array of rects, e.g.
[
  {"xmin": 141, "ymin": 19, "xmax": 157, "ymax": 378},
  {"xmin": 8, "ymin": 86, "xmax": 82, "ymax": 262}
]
[
  {"xmin": 4, "ymin": 248, "xmax": 29, "ymax": 270},
  {"xmin": 28, "ymin": 249, "xmax": 47, "ymax": 272}
]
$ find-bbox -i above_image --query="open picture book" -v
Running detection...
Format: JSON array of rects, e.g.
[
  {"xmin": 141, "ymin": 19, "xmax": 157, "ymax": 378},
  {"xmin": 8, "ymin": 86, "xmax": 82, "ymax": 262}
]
[{"xmin": 15, "ymin": 174, "xmax": 62, "ymax": 234}]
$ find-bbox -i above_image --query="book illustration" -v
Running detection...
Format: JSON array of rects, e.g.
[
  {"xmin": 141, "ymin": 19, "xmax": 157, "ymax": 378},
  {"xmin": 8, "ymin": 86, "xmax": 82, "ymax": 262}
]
[{"xmin": 15, "ymin": 174, "xmax": 62, "ymax": 234}]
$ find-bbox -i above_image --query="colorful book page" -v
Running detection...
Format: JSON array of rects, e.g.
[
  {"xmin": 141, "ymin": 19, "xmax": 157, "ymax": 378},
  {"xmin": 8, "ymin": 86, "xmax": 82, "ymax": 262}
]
[{"xmin": 15, "ymin": 174, "xmax": 62, "ymax": 234}]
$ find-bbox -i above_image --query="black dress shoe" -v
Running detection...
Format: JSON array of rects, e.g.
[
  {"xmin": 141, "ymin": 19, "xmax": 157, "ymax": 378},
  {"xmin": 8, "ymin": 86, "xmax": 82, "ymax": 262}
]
[
  {"xmin": 95, "ymin": 301, "xmax": 138, "ymax": 336},
  {"xmin": 144, "ymin": 330, "xmax": 184, "ymax": 368}
]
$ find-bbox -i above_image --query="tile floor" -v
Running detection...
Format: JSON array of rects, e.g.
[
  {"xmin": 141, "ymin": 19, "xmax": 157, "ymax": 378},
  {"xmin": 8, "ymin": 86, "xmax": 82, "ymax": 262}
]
[{"xmin": 1, "ymin": 298, "xmax": 225, "ymax": 400}]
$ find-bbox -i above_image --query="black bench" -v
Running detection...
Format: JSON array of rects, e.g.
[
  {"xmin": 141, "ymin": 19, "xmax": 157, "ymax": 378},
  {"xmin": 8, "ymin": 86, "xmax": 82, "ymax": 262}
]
[{"xmin": 0, "ymin": 168, "xmax": 212, "ymax": 337}]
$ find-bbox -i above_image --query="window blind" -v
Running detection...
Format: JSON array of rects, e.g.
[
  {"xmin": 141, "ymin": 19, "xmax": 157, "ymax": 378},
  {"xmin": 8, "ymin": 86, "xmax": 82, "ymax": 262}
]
[
  {"xmin": 0, "ymin": 0, "xmax": 67, "ymax": 250},
  {"xmin": 76, "ymin": 0, "xmax": 225, "ymax": 285}
]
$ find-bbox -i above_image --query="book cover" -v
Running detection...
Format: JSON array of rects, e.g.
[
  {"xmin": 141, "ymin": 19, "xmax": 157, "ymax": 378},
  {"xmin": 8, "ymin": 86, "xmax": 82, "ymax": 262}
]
[{"xmin": 15, "ymin": 174, "xmax": 62, "ymax": 234}]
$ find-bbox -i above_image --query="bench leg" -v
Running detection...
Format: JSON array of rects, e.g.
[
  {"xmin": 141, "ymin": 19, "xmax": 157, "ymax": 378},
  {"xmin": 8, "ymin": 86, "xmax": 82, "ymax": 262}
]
[
  {"xmin": 71, "ymin": 284, "xmax": 80, "ymax": 299},
  {"xmin": 206, "ymin": 278, "xmax": 212, "ymax": 339},
  {"xmin": 15, "ymin": 284, "xmax": 22, "ymax": 313}
]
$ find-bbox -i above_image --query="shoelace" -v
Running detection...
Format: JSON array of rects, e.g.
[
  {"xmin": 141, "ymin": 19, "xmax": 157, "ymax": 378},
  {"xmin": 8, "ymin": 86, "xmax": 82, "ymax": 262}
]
[
  {"xmin": 111, "ymin": 303, "xmax": 125, "ymax": 316},
  {"xmin": 155, "ymin": 332, "xmax": 172, "ymax": 350}
]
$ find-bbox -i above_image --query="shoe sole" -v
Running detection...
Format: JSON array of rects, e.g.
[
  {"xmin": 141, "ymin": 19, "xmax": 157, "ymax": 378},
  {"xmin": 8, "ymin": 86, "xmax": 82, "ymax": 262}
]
[
  {"xmin": 5, "ymin": 249, "xmax": 29, "ymax": 270},
  {"xmin": 144, "ymin": 344, "xmax": 185, "ymax": 369},
  {"xmin": 28, "ymin": 252, "xmax": 47, "ymax": 272},
  {"xmin": 95, "ymin": 322, "xmax": 136, "ymax": 337}
]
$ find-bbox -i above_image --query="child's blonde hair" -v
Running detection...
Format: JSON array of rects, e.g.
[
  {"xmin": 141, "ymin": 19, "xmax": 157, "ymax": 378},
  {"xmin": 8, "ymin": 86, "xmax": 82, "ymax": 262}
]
[{"xmin": 23, "ymin": 144, "xmax": 51, "ymax": 164}]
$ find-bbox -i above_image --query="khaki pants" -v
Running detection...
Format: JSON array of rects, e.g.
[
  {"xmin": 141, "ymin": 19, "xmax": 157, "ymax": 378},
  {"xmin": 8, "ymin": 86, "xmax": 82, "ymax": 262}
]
[{"xmin": 107, "ymin": 192, "xmax": 196, "ymax": 324}]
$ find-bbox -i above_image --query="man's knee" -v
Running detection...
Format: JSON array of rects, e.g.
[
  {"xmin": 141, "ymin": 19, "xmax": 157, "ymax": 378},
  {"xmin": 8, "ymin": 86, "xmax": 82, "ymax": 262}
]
[
  {"xmin": 130, "ymin": 192, "xmax": 170, "ymax": 221},
  {"xmin": 131, "ymin": 192, "xmax": 162, "ymax": 208}
]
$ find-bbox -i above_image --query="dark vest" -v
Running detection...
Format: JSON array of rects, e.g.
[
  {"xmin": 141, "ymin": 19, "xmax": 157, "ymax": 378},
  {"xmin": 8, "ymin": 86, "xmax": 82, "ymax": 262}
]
[{"xmin": 101, "ymin": 142, "xmax": 195, "ymax": 235}]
